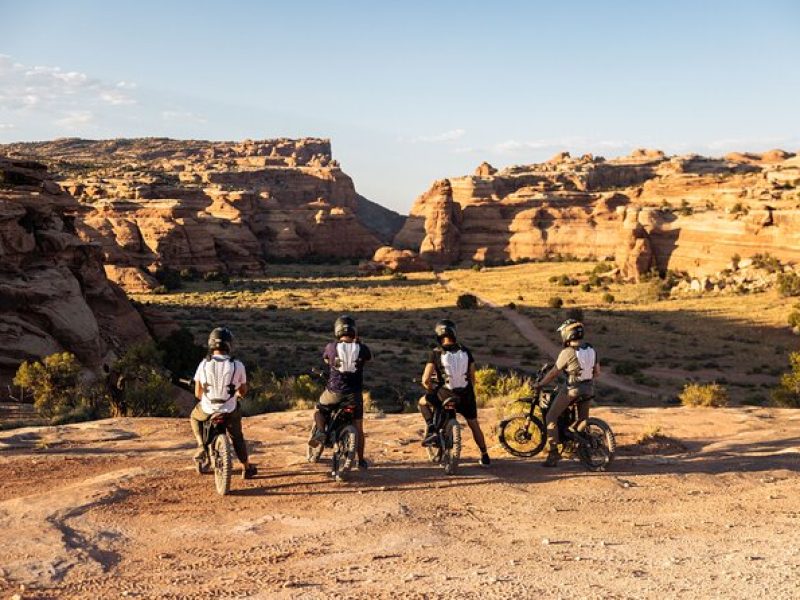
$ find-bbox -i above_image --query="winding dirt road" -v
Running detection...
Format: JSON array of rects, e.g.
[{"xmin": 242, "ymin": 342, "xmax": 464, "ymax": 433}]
[
  {"xmin": 1, "ymin": 407, "xmax": 799, "ymax": 599},
  {"xmin": 437, "ymin": 275, "xmax": 659, "ymax": 399}
]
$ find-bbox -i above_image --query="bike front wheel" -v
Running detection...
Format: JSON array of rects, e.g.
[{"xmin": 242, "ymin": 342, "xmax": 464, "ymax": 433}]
[
  {"xmin": 332, "ymin": 424, "xmax": 358, "ymax": 481},
  {"xmin": 213, "ymin": 434, "xmax": 233, "ymax": 495},
  {"xmin": 498, "ymin": 415, "xmax": 546, "ymax": 457},
  {"xmin": 577, "ymin": 417, "xmax": 616, "ymax": 471},
  {"xmin": 442, "ymin": 418, "xmax": 461, "ymax": 475}
]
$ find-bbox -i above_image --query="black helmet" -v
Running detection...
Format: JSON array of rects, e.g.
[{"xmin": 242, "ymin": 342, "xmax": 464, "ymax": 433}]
[
  {"xmin": 208, "ymin": 327, "xmax": 234, "ymax": 353},
  {"xmin": 557, "ymin": 319, "xmax": 584, "ymax": 346},
  {"xmin": 434, "ymin": 319, "xmax": 457, "ymax": 343},
  {"xmin": 334, "ymin": 315, "xmax": 357, "ymax": 338}
]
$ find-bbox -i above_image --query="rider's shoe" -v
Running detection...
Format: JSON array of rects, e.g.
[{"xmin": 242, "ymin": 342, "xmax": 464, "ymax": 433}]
[
  {"xmin": 421, "ymin": 423, "xmax": 437, "ymax": 446},
  {"xmin": 542, "ymin": 448, "xmax": 560, "ymax": 468},
  {"xmin": 308, "ymin": 431, "xmax": 326, "ymax": 448},
  {"xmin": 358, "ymin": 458, "xmax": 369, "ymax": 470},
  {"xmin": 242, "ymin": 463, "xmax": 257, "ymax": 480},
  {"xmin": 479, "ymin": 452, "xmax": 491, "ymax": 467},
  {"xmin": 193, "ymin": 447, "xmax": 206, "ymax": 461}
]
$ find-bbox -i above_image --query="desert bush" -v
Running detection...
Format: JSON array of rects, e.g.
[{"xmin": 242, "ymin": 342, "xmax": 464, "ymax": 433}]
[
  {"xmin": 635, "ymin": 424, "xmax": 663, "ymax": 444},
  {"xmin": 241, "ymin": 369, "xmax": 323, "ymax": 415},
  {"xmin": 13, "ymin": 352, "xmax": 104, "ymax": 423},
  {"xmin": 679, "ymin": 382, "xmax": 729, "ymax": 407},
  {"xmin": 788, "ymin": 305, "xmax": 800, "ymax": 329},
  {"xmin": 548, "ymin": 296, "xmax": 564, "ymax": 309},
  {"xmin": 457, "ymin": 293, "xmax": 479, "ymax": 309},
  {"xmin": 156, "ymin": 327, "xmax": 206, "ymax": 380},
  {"xmin": 679, "ymin": 199, "xmax": 694, "ymax": 216},
  {"xmin": 777, "ymin": 272, "xmax": 800, "ymax": 297},
  {"xmin": 111, "ymin": 342, "xmax": 177, "ymax": 417},
  {"xmin": 730, "ymin": 202, "xmax": 749, "ymax": 216},
  {"xmin": 179, "ymin": 267, "xmax": 199, "ymax": 281},
  {"xmin": 153, "ymin": 266, "xmax": 182, "ymax": 291},
  {"xmin": 556, "ymin": 274, "xmax": 579, "ymax": 286},
  {"xmin": 752, "ymin": 253, "xmax": 780, "ymax": 273},
  {"xmin": 770, "ymin": 352, "xmax": 800, "ymax": 408},
  {"xmin": 203, "ymin": 271, "xmax": 221, "ymax": 282},
  {"xmin": 613, "ymin": 360, "xmax": 643, "ymax": 376},
  {"xmin": 602, "ymin": 292, "xmax": 616, "ymax": 304},
  {"xmin": 474, "ymin": 366, "xmax": 534, "ymax": 408}
]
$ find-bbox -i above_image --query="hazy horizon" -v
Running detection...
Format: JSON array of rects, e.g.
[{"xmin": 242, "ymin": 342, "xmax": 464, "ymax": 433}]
[{"xmin": 1, "ymin": 0, "xmax": 799, "ymax": 213}]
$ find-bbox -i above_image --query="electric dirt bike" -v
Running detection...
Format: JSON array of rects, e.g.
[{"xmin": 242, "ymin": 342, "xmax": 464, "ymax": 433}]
[
  {"xmin": 306, "ymin": 370, "xmax": 359, "ymax": 481},
  {"xmin": 195, "ymin": 403, "xmax": 234, "ymax": 495},
  {"xmin": 497, "ymin": 363, "xmax": 616, "ymax": 471},
  {"xmin": 422, "ymin": 389, "xmax": 462, "ymax": 475}
]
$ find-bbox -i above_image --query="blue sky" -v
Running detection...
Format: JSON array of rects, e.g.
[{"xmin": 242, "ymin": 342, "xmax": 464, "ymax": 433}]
[{"xmin": 1, "ymin": 0, "xmax": 798, "ymax": 212}]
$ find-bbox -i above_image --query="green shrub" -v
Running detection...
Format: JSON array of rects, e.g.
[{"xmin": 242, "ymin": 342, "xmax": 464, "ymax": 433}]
[
  {"xmin": 771, "ymin": 352, "xmax": 800, "ymax": 408},
  {"xmin": 548, "ymin": 296, "xmax": 563, "ymax": 309},
  {"xmin": 179, "ymin": 268, "xmax": 199, "ymax": 281},
  {"xmin": 157, "ymin": 327, "xmax": 206, "ymax": 380},
  {"xmin": 602, "ymin": 292, "xmax": 616, "ymax": 304},
  {"xmin": 752, "ymin": 253, "xmax": 780, "ymax": 273},
  {"xmin": 111, "ymin": 342, "xmax": 177, "ymax": 417},
  {"xmin": 613, "ymin": 360, "xmax": 642, "ymax": 376},
  {"xmin": 679, "ymin": 382, "xmax": 729, "ymax": 407},
  {"xmin": 154, "ymin": 266, "xmax": 182, "ymax": 291},
  {"xmin": 473, "ymin": 366, "xmax": 534, "ymax": 408},
  {"xmin": 241, "ymin": 369, "xmax": 323, "ymax": 415},
  {"xmin": 788, "ymin": 306, "xmax": 800, "ymax": 329},
  {"xmin": 457, "ymin": 293, "xmax": 479, "ymax": 309},
  {"xmin": 777, "ymin": 272, "xmax": 800, "ymax": 297},
  {"xmin": 13, "ymin": 353, "xmax": 111, "ymax": 423},
  {"xmin": 679, "ymin": 199, "xmax": 694, "ymax": 216},
  {"xmin": 204, "ymin": 271, "xmax": 221, "ymax": 282}
]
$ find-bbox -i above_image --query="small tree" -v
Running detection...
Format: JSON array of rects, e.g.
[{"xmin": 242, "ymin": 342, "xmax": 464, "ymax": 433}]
[
  {"xmin": 777, "ymin": 272, "xmax": 800, "ymax": 297},
  {"xmin": 457, "ymin": 293, "xmax": 479, "ymax": 309},
  {"xmin": 548, "ymin": 296, "xmax": 563, "ymax": 309},
  {"xmin": 111, "ymin": 342, "xmax": 177, "ymax": 417},
  {"xmin": 771, "ymin": 352, "xmax": 800, "ymax": 408},
  {"xmin": 13, "ymin": 352, "xmax": 93, "ymax": 421}
]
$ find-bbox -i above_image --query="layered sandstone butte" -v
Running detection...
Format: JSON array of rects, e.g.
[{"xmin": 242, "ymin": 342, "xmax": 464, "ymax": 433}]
[
  {"xmin": 0, "ymin": 157, "xmax": 150, "ymax": 391},
  {"xmin": 392, "ymin": 149, "xmax": 800, "ymax": 278},
  {"xmin": 0, "ymin": 138, "xmax": 402, "ymax": 290}
]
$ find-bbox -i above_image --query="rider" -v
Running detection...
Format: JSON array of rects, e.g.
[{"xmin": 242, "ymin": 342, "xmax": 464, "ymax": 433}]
[
  {"xmin": 418, "ymin": 319, "xmax": 491, "ymax": 467},
  {"xmin": 191, "ymin": 327, "xmax": 257, "ymax": 479},
  {"xmin": 534, "ymin": 318, "xmax": 600, "ymax": 468},
  {"xmin": 309, "ymin": 315, "xmax": 372, "ymax": 469}
]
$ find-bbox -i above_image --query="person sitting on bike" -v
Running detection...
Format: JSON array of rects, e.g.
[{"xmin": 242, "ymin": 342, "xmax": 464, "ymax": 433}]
[
  {"xmin": 191, "ymin": 327, "xmax": 257, "ymax": 479},
  {"xmin": 534, "ymin": 318, "xmax": 600, "ymax": 468},
  {"xmin": 418, "ymin": 319, "xmax": 491, "ymax": 467},
  {"xmin": 309, "ymin": 315, "xmax": 372, "ymax": 469}
]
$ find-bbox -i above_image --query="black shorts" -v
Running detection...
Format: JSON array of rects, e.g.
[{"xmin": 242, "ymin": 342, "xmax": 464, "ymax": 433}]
[
  {"xmin": 426, "ymin": 386, "xmax": 478, "ymax": 420},
  {"xmin": 317, "ymin": 389, "xmax": 364, "ymax": 420}
]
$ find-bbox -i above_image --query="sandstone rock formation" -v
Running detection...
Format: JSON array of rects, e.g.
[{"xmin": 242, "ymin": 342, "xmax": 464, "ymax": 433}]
[
  {"xmin": 0, "ymin": 157, "xmax": 150, "ymax": 393},
  {"xmin": 360, "ymin": 246, "xmax": 430, "ymax": 274},
  {"xmin": 393, "ymin": 151, "xmax": 800, "ymax": 278},
  {"xmin": 0, "ymin": 138, "xmax": 401, "ymax": 290}
]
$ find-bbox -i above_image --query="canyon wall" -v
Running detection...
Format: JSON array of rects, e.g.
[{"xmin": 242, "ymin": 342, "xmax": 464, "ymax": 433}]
[
  {"xmin": 390, "ymin": 149, "xmax": 800, "ymax": 278},
  {"xmin": 0, "ymin": 138, "xmax": 402, "ymax": 291},
  {"xmin": 0, "ymin": 157, "xmax": 150, "ymax": 391}
]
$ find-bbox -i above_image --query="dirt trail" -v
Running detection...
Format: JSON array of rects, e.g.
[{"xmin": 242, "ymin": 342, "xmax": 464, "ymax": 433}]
[
  {"xmin": 438, "ymin": 274, "xmax": 659, "ymax": 399},
  {"xmin": 0, "ymin": 407, "xmax": 798, "ymax": 599}
]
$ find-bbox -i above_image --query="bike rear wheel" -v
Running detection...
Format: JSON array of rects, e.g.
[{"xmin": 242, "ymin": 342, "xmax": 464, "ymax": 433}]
[
  {"xmin": 332, "ymin": 424, "xmax": 358, "ymax": 481},
  {"xmin": 577, "ymin": 417, "xmax": 616, "ymax": 471},
  {"xmin": 213, "ymin": 434, "xmax": 232, "ymax": 495},
  {"xmin": 498, "ymin": 415, "xmax": 546, "ymax": 457},
  {"xmin": 442, "ymin": 418, "xmax": 461, "ymax": 475}
]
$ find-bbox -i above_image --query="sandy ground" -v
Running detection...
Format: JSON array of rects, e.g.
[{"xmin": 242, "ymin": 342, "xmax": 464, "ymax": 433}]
[{"xmin": 0, "ymin": 407, "xmax": 799, "ymax": 599}]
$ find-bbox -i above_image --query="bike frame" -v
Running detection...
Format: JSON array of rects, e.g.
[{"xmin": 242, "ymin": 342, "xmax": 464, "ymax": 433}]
[
  {"xmin": 322, "ymin": 401, "xmax": 356, "ymax": 447},
  {"xmin": 430, "ymin": 395, "xmax": 459, "ymax": 450}
]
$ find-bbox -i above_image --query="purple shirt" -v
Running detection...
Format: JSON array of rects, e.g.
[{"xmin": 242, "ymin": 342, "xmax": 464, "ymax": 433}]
[{"xmin": 323, "ymin": 341, "xmax": 372, "ymax": 394}]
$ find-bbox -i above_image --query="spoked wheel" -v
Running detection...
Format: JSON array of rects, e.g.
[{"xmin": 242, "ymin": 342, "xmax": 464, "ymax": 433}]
[
  {"xmin": 577, "ymin": 417, "xmax": 616, "ymax": 471},
  {"xmin": 442, "ymin": 418, "xmax": 461, "ymax": 475},
  {"xmin": 213, "ymin": 435, "xmax": 232, "ymax": 495},
  {"xmin": 306, "ymin": 424, "xmax": 324, "ymax": 464},
  {"xmin": 498, "ymin": 415, "xmax": 546, "ymax": 457},
  {"xmin": 331, "ymin": 424, "xmax": 358, "ymax": 481}
]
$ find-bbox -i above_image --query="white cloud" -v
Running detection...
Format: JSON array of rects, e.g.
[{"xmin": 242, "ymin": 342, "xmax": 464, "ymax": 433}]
[
  {"xmin": 408, "ymin": 128, "xmax": 466, "ymax": 144},
  {"xmin": 489, "ymin": 137, "xmax": 630, "ymax": 156},
  {"xmin": 0, "ymin": 123, "xmax": 15, "ymax": 130},
  {"xmin": 56, "ymin": 110, "xmax": 95, "ymax": 129},
  {"xmin": 0, "ymin": 54, "xmax": 137, "ymax": 123}
]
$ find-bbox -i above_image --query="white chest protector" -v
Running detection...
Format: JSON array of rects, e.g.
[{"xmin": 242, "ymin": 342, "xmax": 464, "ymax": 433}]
[
  {"xmin": 203, "ymin": 358, "xmax": 237, "ymax": 403},
  {"xmin": 440, "ymin": 348, "xmax": 469, "ymax": 390},
  {"xmin": 334, "ymin": 342, "xmax": 361, "ymax": 373},
  {"xmin": 575, "ymin": 345, "xmax": 596, "ymax": 381}
]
